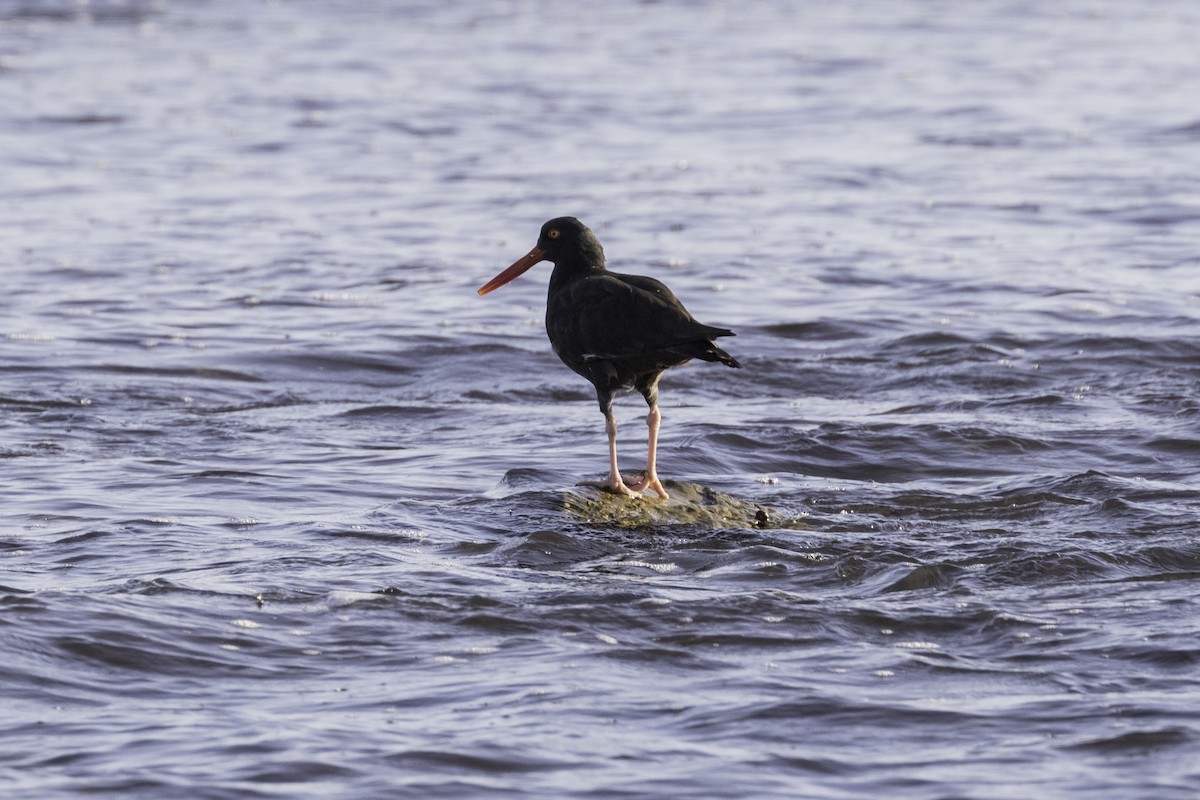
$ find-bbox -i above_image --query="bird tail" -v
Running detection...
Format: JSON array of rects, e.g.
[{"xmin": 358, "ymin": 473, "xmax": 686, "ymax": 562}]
[
  {"xmin": 658, "ymin": 327, "xmax": 740, "ymax": 368},
  {"xmin": 672, "ymin": 339, "xmax": 740, "ymax": 369},
  {"xmin": 705, "ymin": 343, "xmax": 742, "ymax": 369},
  {"xmin": 698, "ymin": 326, "xmax": 740, "ymax": 368}
]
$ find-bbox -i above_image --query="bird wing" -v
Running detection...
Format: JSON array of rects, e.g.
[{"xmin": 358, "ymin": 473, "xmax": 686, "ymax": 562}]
[
  {"xmin": 548, "ymin": 272, "xmax": 714, "ymax": 362},
  {"xmin": 612, "ymin": 272, "xmax": 735, "ymax": 339}
]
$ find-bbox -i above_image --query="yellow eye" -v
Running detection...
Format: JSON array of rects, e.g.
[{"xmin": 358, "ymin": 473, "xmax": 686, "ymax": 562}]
[{"xmin": 547, "ymin": 229, "xmax": 560, "ymax": 239}]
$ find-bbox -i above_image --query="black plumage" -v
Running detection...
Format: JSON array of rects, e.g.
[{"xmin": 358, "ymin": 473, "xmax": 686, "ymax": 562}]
[{"xmin": 478, "ymin": 217, "xmax": 740, "ymax": 498}]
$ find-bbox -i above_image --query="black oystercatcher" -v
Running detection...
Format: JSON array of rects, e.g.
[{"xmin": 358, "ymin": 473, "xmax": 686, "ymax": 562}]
[{"xmin": 478, "ymin": 217, "xmax": 740, "ymax": 499}]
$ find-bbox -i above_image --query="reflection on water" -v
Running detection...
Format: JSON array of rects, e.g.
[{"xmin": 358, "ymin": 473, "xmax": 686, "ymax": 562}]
[{"xmin": 2, "ymin": 1, "xmax": 1200, "ymax": 798}]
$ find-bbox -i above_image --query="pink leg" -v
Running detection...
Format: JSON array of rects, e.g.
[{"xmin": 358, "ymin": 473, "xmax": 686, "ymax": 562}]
[
  {"xmin": 626, "ymin": 404, "xmax": 669, "ymax": 499},
  {"xmin": 598, "ymin": 413, "xmax": 640, "ymax": 497}
]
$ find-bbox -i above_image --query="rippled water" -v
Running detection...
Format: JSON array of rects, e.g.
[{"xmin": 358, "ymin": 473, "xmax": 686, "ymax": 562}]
[{"xmin": 3, "ymin": 1, "xmax": 1200, "ymax": 797}]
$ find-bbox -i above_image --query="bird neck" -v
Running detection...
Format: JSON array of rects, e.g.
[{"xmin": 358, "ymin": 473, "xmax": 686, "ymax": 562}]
[{"xmin": 547, "ymin": 249, "xmax": 605, "ymax": 293}]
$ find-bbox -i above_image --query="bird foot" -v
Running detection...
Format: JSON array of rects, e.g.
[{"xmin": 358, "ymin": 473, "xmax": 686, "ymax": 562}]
[
  {"xmin": 625, "ymin": 471, "xmax": 670, "ymax": 500},
  {"xmin": 583, "ymin": 475, "xmax": 645, "ymax": 498}
]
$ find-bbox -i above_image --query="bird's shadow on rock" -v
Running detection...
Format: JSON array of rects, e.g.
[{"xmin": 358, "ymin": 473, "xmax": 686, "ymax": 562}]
[
  {"xmin": 483, "ymin": 468, "xmax": 803, "ymax": 531},
  {"xmin": 563, "ymin": 479, "xmax": 789, "ymax": 530}
]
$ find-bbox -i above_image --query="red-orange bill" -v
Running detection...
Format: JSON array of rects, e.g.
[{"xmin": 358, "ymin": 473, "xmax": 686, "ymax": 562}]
[{"xmin": 477, "ymin": 246, "xmax": 546, "ymax": 296}]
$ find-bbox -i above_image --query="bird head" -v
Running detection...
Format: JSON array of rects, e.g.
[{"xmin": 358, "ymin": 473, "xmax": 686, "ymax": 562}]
[{"xmin": 478, "ymin": 217, "xmax": 604, "ymax": 296}]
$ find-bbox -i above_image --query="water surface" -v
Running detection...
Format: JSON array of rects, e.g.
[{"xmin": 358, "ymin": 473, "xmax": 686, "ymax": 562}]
[{"xmin": 2, "ymin": 1, "xmax": 1199, "ymax": 798}]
